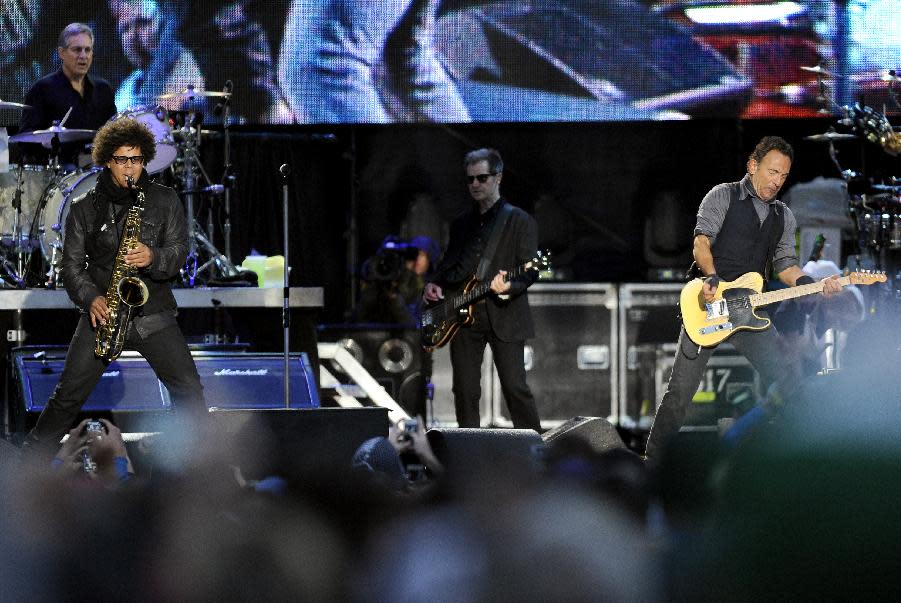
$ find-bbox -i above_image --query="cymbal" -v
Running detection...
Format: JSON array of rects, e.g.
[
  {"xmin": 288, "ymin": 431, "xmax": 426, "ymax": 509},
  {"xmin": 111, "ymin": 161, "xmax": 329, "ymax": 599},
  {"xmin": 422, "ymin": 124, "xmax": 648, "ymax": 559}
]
[
  {"xmin": 158, "ymin": 87, "xmax": 231, "ymax": 100},
  {"xmin": 9, "ymin": 125, "xmax": 96, "ymax": 147},
  {"xmin": 804, "ymin": 131, "xmax": 857, "ymax": 142},
  {"xmin": 870, "ymin": 184, "xmax": 901, "ymax": 194},
  {"xmin": 0, "ymin": 99, "xmax": 30, "ymax": 109},
  {"xmin": 801, "ymin": 65, "xmax": 836, "ymax": 77},
  {"xmin": 881, "ymin": 71, "xmax": 901, "ymax": 83}
]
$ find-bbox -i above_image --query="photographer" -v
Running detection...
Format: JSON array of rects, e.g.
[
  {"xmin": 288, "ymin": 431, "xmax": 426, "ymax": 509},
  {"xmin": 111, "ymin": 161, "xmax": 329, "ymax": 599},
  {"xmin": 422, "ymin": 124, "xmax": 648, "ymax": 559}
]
[
  {"xmin": 51, "ymin": 418, "xmax": 133, "ymax": 487},
  {"xmin": 351, "ymin": 416, "xmax": 444, "ymax": 497},
  {"xmin": 355, "ymin": 236, "xmax": 437, "ymax": 325}
]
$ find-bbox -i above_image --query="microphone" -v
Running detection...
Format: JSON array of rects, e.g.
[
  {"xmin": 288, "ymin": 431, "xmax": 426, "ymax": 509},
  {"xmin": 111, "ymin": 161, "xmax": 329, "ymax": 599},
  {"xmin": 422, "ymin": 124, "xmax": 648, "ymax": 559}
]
[{"xmin": 279, "ymin": 164, "xmax": 290, "ymax": 178}]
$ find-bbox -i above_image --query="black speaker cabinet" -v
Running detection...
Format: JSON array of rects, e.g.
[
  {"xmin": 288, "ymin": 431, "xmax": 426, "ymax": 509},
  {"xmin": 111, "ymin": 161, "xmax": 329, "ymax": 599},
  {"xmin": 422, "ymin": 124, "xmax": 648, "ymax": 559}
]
[
  {"xmin": 317, "ymin": 324, "xmax": 426, "ymax": 418},
  {"xmin": 542, "ymin": 416, "xmax": 626, "ymax": 455},
  {"xmin": 618, "ymin": 284, "xmax": 683, "ymax": 429},
  {"xmin": 492, "ymin": 284, "xmax": 617, "ymax": 427},
  {"xmin": 618, "ymin": 284, "xmax": 760, "ymax": 429},
  {"xmin": 210, "ymin": 407, "xmax": 388, "ymax": 480},
  {"xmin": 9, "ymin": 347, "xmax": 319, "ymax": 433},
  {"xmin": 426, "ymin": 427, "xmax": 543, "ymax": 488}
]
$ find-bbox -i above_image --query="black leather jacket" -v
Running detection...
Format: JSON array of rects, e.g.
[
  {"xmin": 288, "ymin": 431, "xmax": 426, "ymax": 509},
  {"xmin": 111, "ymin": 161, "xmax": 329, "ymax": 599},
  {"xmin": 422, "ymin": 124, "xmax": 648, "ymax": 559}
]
[{"xmin": 62, "ymin": 170, "xmax": 187, "ymax": 316}]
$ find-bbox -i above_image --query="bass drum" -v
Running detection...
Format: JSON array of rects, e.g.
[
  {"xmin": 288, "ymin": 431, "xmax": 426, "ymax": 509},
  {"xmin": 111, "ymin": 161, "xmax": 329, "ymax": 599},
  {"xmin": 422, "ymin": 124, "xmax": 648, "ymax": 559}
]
[
  {"xmin": 0, "ymin": 164, "xmax": 53, "ymax": 246},
  {"xmin": 39, "ymin": 167, "xmax": 102, "ymax": 259},
  {"xmin": 107, "ymin": 106, "xmax": 177, "ymax": 174}
]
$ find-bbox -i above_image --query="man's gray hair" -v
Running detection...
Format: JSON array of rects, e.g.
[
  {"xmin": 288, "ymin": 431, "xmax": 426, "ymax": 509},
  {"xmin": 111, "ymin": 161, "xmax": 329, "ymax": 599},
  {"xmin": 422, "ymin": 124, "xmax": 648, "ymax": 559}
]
[{"xmin": 58, "ymin": 22, "xmax": 94, "ymax": 48}]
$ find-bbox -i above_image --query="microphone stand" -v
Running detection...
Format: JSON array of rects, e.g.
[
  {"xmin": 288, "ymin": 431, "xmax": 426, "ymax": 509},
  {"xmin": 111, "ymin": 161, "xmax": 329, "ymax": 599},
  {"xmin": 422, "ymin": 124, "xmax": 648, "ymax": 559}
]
[{"xmin": 280, "ymin": 163, "xmax": 291, "ymax": 408}]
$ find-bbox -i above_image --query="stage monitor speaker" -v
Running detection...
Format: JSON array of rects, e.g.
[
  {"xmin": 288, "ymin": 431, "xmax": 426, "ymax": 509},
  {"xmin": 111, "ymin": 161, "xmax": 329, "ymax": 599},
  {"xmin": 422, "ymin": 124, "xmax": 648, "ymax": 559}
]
[
  {"xmin": 542, "ymin": 416, "xmax": 626, "ymax": 455},
  {"xmin": 10, "ymin": 347, "xmax": 319, "ymax": 432},
  {"xmin": 426, "ymin": 427, "xmax": 543, "ymax": 488},
  {"xmin": 317, "ymin": 324, "xmax": 425, "ymax": 417},
  {"xmin": 209, "ymin": 407, "xmax": 389, "ymax": 481}
]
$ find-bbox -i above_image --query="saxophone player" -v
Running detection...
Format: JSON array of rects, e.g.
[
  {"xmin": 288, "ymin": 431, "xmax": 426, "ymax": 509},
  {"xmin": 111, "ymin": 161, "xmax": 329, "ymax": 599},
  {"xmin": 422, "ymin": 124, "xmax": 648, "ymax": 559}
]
[{"xmin": 24, "ymin": 118, "xmax": 206, "ymax": 454}]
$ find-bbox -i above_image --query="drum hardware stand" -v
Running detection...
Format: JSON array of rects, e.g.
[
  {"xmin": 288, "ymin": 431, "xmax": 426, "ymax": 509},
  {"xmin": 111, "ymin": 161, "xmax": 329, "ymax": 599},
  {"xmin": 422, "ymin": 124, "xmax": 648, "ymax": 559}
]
[
  {"xmin": 175, "ymin": 106, "xmax": 245, "ymax": 287},
  {"xmin": 179, "ymin": 111, "xmax": 201, "ymax": 286},
  {"xmin": 216, "ymin": 80, "xmax": 235, "ymax": 263},
  {"xmin": 5, "ymin": 163, "xmax": 28, "ymax": 288}
]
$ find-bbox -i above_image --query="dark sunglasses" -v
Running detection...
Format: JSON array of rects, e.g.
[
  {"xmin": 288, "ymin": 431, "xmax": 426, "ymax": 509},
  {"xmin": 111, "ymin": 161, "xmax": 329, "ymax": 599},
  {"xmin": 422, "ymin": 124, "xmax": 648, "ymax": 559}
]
[
  {"xmin": 111, "ymin": 155, "xmax": 144, "ymax": 165},
  {"xmin": 466, "ymin": 172, "xmax": 496, "ymax": 184}
]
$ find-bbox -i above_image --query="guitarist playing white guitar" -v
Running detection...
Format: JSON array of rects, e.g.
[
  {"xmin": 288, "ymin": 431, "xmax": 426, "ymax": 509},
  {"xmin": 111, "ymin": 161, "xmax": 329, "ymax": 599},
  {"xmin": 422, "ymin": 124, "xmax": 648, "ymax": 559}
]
[
  {"xmin": 645, "ymin": 136, "xmax": 848, "ymax": 462},
  {"xmin": 422, "ymin": 148, "xmax": 542, "ymax": 431}
]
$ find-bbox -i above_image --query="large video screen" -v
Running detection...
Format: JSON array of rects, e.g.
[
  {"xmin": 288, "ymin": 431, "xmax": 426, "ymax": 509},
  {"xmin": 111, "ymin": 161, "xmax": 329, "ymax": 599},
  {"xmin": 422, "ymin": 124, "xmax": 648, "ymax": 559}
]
[{"xmin": 1, "ymin": 0, "xmax": 898, "ymax": 124}]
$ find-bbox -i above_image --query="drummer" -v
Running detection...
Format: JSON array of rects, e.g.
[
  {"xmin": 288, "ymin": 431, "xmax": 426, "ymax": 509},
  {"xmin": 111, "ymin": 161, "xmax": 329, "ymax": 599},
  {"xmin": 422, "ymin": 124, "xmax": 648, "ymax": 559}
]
[{"xmin": 19, "ymin": 22, "xmax": 117, "ymax": 167}]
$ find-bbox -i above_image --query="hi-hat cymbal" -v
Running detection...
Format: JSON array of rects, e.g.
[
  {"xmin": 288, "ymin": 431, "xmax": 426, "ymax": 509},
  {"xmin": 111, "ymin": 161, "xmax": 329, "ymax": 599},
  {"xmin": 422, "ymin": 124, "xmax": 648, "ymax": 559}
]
[
  {"xmin": 804, "ymin": 131, "xmax": 858, "ymax": 142},
  {"xmin": 0, "ymin": 99, "xmax": 31, "ymax": 110},
  {"xmin": 158, "ymin": 86, "xmax": 231, "ymax": 100},
  {"xmin": 801, "ymin": 65, "xmax": 836, "ymax": 77},
  {"xmin": 9, "ymin": 125, "xmax": 96, "ymax": 147}
]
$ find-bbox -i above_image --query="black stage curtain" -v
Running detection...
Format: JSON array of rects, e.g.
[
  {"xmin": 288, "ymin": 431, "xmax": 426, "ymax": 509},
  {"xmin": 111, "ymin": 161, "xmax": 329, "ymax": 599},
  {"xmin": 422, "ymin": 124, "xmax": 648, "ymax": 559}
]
[{"xmin": 200, "ymin": 130, "xmax": 351, "ymax": 320}]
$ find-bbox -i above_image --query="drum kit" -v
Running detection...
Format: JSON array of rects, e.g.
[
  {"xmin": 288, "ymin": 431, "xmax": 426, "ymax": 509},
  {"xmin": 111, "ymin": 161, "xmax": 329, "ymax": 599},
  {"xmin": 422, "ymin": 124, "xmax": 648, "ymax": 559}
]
[
  {"xmin": 0, "ymin": 90, "xmax": 242, "ymax": 290},
  {"xmin": 801, "ymin": 65, "xmax": 901, "ymax": 289}
]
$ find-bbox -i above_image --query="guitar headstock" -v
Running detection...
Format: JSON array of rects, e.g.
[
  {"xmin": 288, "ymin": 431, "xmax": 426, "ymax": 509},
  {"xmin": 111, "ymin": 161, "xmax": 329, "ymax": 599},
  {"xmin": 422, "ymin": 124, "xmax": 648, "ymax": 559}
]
[
  {"xmin": 848, "ymin": 270, "xmax": 887, "ymax": 286},
  {"xmin": 526, "ymin": 249, "xmax": 551, "ymax": 272}
]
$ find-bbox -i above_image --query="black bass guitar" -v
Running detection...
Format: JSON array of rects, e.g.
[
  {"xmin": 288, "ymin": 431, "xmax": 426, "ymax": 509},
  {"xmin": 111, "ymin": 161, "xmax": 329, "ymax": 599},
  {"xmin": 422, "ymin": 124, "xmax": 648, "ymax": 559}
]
[{"xmin": 420, "ymin": 251, "xmax": 549, "ymax": 352}]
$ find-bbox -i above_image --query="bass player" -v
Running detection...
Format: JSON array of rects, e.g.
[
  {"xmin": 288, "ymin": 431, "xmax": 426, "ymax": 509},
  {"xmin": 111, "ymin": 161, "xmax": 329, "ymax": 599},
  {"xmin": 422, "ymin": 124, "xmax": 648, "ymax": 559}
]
[
  {"xmin": 645, "ymin": 136, "xmax": 842, "ymax": 461},
  {"xmin": 422, "ymin": 148, "xmax": 541, "ymax": 430}
]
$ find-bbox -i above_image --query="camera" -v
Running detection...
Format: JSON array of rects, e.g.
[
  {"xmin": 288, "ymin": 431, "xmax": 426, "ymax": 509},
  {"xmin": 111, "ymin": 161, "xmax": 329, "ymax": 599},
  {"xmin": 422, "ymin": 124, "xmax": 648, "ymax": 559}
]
[
  {"xmin": 398, "ymin": 418, "xmax": 418, "ymax": 443},
  {"xmin": 85, "ymin": 420, "xmax": 104, "ymax": 436},
  {"xmin": 81, "ymin": 420, "xmax": 105, "ymax": 474},
  {"xmin": 362, "ymin": 237, "xmax": 419, "ymax": 282}
]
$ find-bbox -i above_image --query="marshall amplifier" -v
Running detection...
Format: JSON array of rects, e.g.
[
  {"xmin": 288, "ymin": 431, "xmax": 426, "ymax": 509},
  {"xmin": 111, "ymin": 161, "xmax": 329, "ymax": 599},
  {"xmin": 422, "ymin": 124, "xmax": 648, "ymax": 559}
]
[{"xmin": 9, "ymin": 347, "xmax": 318, "ymax": 433}]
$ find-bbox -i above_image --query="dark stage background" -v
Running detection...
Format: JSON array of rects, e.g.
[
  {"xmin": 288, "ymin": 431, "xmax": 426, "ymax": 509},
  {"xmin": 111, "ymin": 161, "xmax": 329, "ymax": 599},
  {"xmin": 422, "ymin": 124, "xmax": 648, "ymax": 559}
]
[{"xmin": 116, "ymin": 116, "xmax": 899, "ymax": 323}]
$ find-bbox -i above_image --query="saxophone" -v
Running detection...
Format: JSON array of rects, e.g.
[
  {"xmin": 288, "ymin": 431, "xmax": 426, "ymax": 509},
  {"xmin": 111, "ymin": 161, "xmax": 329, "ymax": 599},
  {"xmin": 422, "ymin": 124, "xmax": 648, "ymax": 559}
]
[{"xmin": 94, "ymin": 176, "xmax": 150, "ymax": 360}]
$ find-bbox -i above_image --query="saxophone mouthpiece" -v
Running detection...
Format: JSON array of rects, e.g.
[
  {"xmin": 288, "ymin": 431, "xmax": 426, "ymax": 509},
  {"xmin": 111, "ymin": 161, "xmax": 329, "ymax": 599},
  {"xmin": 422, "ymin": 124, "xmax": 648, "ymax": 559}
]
[{"xmin": 126, "ymin": 176, "xmax": 134, "ymax": 188}]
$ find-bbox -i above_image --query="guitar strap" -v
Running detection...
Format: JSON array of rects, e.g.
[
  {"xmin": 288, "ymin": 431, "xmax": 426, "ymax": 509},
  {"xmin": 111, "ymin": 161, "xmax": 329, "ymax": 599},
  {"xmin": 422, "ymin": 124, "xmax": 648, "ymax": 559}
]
[{"xmin": 476, "ymin": 202, "xmax": 513, "ymax": 281}]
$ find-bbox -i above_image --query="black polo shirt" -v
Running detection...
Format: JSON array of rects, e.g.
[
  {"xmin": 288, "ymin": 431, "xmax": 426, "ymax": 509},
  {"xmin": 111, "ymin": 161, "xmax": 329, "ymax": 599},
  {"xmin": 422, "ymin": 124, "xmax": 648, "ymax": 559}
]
[{"xmin": 19, "ymin": 70, "xmax": 116, "ymax": 163}]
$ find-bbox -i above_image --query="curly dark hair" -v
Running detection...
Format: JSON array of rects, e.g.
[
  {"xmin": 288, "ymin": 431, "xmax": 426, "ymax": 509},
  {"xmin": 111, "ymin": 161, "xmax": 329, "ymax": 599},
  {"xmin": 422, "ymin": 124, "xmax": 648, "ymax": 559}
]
[{"xmin": 92, "ymin": 118, "xmax": 157, "ymax": 167}]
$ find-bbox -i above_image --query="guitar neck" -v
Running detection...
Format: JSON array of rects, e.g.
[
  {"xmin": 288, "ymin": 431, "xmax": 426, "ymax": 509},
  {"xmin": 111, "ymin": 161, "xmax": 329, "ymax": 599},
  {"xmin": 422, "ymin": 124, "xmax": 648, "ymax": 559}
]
[
  {"xmin": 454, "ymin": 263, "xmax": 530, "ymax": 307},
  {"xmin": 749, "ymin": 276, "xmax": 851, "ymax": 307}
]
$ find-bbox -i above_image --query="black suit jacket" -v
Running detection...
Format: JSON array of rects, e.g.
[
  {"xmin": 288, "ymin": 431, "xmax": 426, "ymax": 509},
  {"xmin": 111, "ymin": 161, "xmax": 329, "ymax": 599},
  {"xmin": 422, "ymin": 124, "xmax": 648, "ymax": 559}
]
[{"xmin": 435, "ymin": 200, "xmax": 538, "ymax": 342}]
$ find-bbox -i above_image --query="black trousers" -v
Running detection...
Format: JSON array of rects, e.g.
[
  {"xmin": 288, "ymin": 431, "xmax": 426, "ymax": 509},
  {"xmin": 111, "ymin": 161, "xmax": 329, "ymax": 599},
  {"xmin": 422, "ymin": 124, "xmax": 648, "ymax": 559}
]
[
  {"xmin": 27, "ymin": 314, "xmax": 206, "ymax": 449},
  {"xmin": 449, "ymin": 303, "xmax": 540, "ymax": 430},
  {"xmin": 645, "ymin": 320, "xmax": 795, "ymax": 459}
]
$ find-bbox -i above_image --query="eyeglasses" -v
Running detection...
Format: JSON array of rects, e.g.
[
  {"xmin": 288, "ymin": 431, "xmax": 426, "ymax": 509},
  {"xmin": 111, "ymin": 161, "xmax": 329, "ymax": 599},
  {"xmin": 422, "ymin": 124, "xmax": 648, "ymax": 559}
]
[
  {"xmin": 111, "ymin": 155, "xmax": 144, "ymax": 165},
  {"xmin": 466, "ymin": 173, "xmax": 496, "ymax": 184}
]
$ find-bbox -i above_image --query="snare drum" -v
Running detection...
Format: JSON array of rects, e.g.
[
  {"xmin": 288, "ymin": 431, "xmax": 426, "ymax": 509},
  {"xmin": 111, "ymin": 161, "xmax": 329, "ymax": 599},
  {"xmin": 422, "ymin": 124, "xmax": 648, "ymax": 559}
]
[
  {"xmin": 38, "ymin": 167, "xmax": 102, "ymax": 257},
  {"xmin": 107, "ymin": 106, "xmax": 177, "ymax": 174},
  {"xmin": 0, "ymin": 164, "xmax": 53, "ymax": 243}
]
